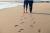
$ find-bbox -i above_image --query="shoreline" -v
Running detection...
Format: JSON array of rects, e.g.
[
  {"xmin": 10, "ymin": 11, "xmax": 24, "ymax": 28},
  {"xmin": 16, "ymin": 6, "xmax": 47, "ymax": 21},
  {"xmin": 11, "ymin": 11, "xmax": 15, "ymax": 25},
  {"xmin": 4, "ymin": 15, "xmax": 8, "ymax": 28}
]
[{"xmin": 0, "ymin": 2, "xmax": 17, "ymax": 9}]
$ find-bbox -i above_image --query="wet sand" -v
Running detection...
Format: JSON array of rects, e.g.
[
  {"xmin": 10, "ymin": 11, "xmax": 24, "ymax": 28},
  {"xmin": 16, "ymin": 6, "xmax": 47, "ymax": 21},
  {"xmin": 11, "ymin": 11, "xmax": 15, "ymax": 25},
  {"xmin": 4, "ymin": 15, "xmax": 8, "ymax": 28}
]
[{"xmin": 0, "ymin": 3, "xmax": 50, "ymax": 33}]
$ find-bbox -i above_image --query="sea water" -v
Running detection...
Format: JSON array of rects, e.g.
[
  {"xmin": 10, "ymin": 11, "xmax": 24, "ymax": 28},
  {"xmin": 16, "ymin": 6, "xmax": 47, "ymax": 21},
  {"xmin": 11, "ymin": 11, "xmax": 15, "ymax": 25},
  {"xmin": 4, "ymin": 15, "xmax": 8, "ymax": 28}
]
[
  {"xmin": 0, "ymin": 2, "xmax": 18, "ymax": 9},
  {"xmin": 0, "ymin": 0, "xmax": 49, "ymax": 9},
  {"xmin": 0, "ymin": 2, "xmax": 23, "ymax": 9}
]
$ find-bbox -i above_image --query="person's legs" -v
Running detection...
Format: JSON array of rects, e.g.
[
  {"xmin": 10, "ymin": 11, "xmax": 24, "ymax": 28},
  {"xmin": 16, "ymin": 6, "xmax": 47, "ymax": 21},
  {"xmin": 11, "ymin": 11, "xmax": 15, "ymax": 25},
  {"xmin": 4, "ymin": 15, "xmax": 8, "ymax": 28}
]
[
  {"xmin": 24, "ymin": 1, "xmax": 28, "ymax": 13},
  {"xmin": 26, "ymin": 2, "xmax": 28, "ymax": 13},
  {"xmin": 29, "ymin": 2, "xmax": 33, "ymax": 13},
  {"xmin": 24, "ymin": 1, "xmax": 26, "ymax": 13}
]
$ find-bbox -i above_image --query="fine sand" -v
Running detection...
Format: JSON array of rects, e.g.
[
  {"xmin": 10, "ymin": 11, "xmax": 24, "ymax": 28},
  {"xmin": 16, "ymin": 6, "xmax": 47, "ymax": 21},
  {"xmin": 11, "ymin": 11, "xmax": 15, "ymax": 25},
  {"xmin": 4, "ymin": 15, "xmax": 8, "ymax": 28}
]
[{"xmin": 0, "ymin": 3, "xmax": 50, "ymax": 33}]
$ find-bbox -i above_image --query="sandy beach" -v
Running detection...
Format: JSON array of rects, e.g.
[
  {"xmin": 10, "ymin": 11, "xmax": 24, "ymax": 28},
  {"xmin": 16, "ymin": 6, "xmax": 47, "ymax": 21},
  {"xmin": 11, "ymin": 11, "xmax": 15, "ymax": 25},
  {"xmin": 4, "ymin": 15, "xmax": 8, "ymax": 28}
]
[
  {"xmin": 0, "ymin": 7, "xmax": 17, "ymax": 33},
  {"xmin": 16, "ymin": 3, "xmax": 50, "ymax": 33},
  {"xmin": 0, "ymin": 3, "xmax": 50, "ymax": 33}
]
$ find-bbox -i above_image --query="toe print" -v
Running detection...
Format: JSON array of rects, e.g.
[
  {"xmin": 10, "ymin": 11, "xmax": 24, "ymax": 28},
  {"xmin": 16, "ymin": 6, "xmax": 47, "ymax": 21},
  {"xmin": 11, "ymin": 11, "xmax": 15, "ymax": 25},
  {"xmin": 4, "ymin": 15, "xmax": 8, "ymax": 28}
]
[
  {"xmin": 38, "ymin": 29, "xmax": 41, "ymax": 33},
  {"xmin": 18, "ymin": 30, "xmax": 21, "ymax": 32},
  {"xmin": 20, "ymin": 19, "xmax": 23, "ymax": 21},
  {"xmin": 24, "ymin": 17, "xmax": 27, "ymax": 19},
  {"xmin": 20, "ymin": 28, "xmax": 24, "ymax": 30},
  {"xmin": 14, "ymin": 25, "xmax": 19, "ymax": 27},
  {"xmin": 30, "ymin": 25, "xmax": 33, "ymax": 28},
  {"xmin": 18, "ymin": 28, "xmax": 24, "ymax": 32},
  {"xmin": 20, "ymin": 22, "xmax": 24, "ymax": 24},
  {"xmin": 33, "ymin": 21, "xmax": 36, "ymax": 24}
]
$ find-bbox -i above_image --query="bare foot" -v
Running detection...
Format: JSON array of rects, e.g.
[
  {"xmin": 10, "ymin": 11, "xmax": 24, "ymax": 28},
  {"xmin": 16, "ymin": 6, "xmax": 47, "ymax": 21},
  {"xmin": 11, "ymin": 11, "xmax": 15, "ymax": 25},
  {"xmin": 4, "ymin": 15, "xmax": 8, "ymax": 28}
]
[
  {"xmin": 24, "ymin": 11, "xmax": 25, "ymax": 13},
  {"xmin": 24, "ymin": 10, "xmax": 25, "ymax": 13},
  {"xmin": 26, "ymin": 11, "xmax": 28, "ymax": 13}
]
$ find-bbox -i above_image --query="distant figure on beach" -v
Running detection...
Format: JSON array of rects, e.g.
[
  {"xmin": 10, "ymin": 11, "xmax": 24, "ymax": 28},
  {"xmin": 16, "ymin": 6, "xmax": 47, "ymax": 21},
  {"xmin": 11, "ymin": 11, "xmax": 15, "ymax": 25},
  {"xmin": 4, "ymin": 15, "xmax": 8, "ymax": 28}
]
[{"xmin": 24, "ymin": 0, "xmax": 33, "ymax": 13}]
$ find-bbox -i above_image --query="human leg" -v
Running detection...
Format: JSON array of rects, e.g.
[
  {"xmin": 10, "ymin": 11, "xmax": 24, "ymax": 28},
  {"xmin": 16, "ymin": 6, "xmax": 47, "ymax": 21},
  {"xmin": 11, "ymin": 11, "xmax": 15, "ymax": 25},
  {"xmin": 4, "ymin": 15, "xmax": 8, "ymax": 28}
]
[
  {"xmin": 24, "ymin": 1, "xmax": 26, "ymax": 13},
  {"xmin": 26, "ymin": 2, "xmax": 28, "ymax": 13},
  {"xmin": 29, "ymin": 2, "xmax": 33, "ymax": 13}
]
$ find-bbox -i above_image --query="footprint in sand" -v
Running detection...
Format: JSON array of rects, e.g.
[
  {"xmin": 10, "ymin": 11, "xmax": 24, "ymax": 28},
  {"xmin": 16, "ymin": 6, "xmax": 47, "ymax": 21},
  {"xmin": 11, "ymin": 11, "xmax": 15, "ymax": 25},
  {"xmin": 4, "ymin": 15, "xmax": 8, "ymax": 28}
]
[
  {"xmin": 33, "ymin": 21, "xmax": 36, "ymax": 24},
  {"xmin": 24, "ymin": 17, "xmax": 27, "ymax": 19},
  {"xmin": 18, "ymin": 30, "xmax": 21, "ymax": 32},
  {"xmin": 14, "ymin": 25, "xmax": 19, "ymax": 27},
  {"xmin": 30, "ymin": 25, "xmax": 34, "ymax": 28},
  {"xmin": 18, "ymin": 28, "xmax": 24, "ymax": 32},
  {"xmin": 38, "ymin": 29, "xmax": 41, "ymax": 33},
  {"xmin": 20, "ymin": 28, "xmax": 24, "ymax": 30},
  {"xmin": 20, "ymin": 19, "xmax": 23, "ymax": 21},
  {"xmin": 20, "ymin": 22, "xmax": 24, "ymax": 24}
]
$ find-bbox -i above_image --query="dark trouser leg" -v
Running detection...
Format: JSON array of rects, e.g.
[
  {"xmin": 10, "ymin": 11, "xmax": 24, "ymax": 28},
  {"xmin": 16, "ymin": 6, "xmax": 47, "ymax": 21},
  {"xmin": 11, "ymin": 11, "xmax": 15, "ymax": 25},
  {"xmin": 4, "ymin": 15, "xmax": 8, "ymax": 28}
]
[
  {"xmin": 24, "ymin": 2, "xmax": 28, "ymax": 13},
  {"xmin": 24, "ymin": 2, "xmax": 26, "ymax": 13},
  {"xmin": 26, "ymin": 3, "xmax": 28, "ymax": 13},
  {"xmin": 29, "ymin": 3, "xmax": 33, "ymax": 13}
]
